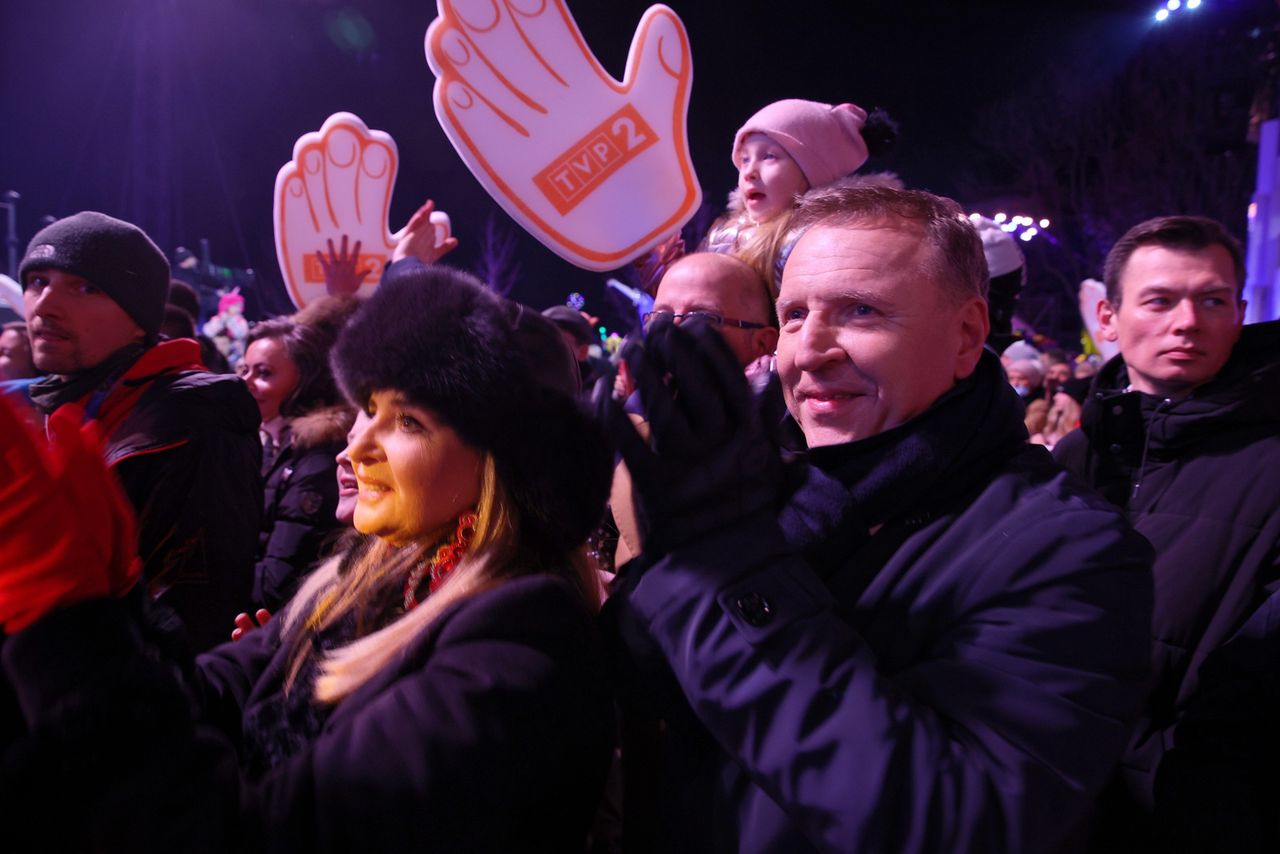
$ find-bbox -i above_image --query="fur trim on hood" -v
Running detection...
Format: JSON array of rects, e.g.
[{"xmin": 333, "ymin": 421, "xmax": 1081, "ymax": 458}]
[{"xmin": 289, "ymin": 405, "xmax": 354, "ymax": 451}]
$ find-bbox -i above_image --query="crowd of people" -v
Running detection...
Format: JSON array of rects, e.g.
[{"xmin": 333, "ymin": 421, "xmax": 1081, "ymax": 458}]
[{"xmin": 0, "ymin": 96, "xmax": 1276, "ymax": 854}]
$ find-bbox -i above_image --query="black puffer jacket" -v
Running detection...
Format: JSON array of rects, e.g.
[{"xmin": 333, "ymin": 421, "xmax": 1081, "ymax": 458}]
[
  {"xmin": 1055, "ymin": 320, "xmax": 1280, "ymax": 852},
  {"xmin": 254, "ymin": 406, "xmax": 352, "ymax": 611},
  {"xmin": 95, "ymin": 341, "xmax": 263, "ymax": 653}
]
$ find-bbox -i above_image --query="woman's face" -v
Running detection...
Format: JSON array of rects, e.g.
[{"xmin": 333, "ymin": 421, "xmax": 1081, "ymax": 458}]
[
  {"xmin": 736, "ymin": 132, "xmax": 809, "ymax": 224},
  {"xmin": 346, "ymin": 390, "xmax": 483, "ymax": 546},
  {"xmin": 333, "ymin": 411, "xmax": 366, "ymax": 526},
  {"xmin": 243, "ymin": 337, "xmax": 300, "ymax": 422}
]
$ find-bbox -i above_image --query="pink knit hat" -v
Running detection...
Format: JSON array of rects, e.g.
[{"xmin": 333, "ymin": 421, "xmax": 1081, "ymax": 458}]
[{"xmin": 733, "ymin": 99, "xmax": 870, "ymax": 190}]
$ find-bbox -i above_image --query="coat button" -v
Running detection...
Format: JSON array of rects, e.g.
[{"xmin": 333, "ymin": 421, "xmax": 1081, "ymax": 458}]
[
  {"xmin": 1109, "ymin": 443, "xmax": 1123, "ymax": 454},
  {"xmin": 734, "ymin": 592, "xmax": 772, "ymax": 626},
  {"xmin": 1111, "ymin": 405, "xmax": 1124, "ymax": 416}
]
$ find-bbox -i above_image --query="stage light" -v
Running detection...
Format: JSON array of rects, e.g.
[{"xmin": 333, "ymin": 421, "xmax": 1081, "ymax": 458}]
[
  {"xmin": 994, "ymin": 212, "xmax": 1007, "ymax": 223},
  {"xmin": 1155, "ymin": 8, "xmax": 1170, "ymax": 21},
  {"xmin": 1167, "ymin": 0, "xmax": 1181, "ymax": 10},
  {"xmin": 1039, "ymin": 218, "xmax": 1050, "ymax": 228},
  {"xmin": 1187, "ymin": 0, "xmax": 1200, "ymax": 7}
]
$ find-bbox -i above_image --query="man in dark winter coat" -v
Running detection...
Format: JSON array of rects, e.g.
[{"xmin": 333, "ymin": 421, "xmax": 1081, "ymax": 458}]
[
  {"xmin": 18, "ymin": 211, "xmax": 261, "ymax": 651},
  {"xmin": 601, "ymin": 186, "xmax": 1155, "ymax": 853},
  {"xmin": 1053, "ymin": 215, "xmax": 1280, "ymax": 853}
]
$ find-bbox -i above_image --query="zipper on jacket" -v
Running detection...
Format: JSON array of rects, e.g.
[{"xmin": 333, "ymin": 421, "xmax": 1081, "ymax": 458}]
[{"xmin": 1131, "ymin": 397, "xmax": 1171, "ymax": 501}]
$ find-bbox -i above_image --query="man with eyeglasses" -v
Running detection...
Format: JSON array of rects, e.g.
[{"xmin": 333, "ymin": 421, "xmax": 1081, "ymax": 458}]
[
  {"xmin": 611, "ymin": 252, "xmax": 778, "ymax": 567},
  {"xmin": 600, "ymin": 186, "xmax": 1155, "ymax": 852},
  {"xmin": 644, "ymin": 252, "xmax": 778, "ymax": 369}
]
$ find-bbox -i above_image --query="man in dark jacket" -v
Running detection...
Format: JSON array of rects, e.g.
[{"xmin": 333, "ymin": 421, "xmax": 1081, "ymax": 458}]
[
  {"xmin": 601, "ymin": 186, "xmax": 1155, "ymax": 853},
  {"xmin": 1053, "ymin": 215, "xmax": 1280, "ymax": 852},
  {"xmin": 19, "ymin": 211, "xmax": 261, "ymax": 651}
]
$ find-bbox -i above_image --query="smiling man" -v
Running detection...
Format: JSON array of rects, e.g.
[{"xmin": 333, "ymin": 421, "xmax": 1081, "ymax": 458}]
[
  {"xmin": 604, "ymin": 186, "xmax": 1156, "ymax": 852},
  {"xmin": 19, "ymin": 211, "xmax": 261, "ymax": 650},
  {"xmin": 1054, "ymin": 216, "xmax": 1280, "ymax": 851}
]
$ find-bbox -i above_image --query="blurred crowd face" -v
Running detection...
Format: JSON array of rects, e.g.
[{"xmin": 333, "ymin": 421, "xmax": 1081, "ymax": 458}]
[
  {"xmin": 652, "ymin": 254, "xmax": 778, "ymax": 367},
  {"xmin": 242, "ymin": 337, "xmax": 300, "ymax": 423},
  {"xmin": 1100, "ymin": 243, "xmax": 1243, "ymax": 399},
  {"xmin": 346, "ymin": 391, "xmax": 482, "ymax": 547},
  {"xmin": 736, "ymin": 132, "xmax": 809, "ymax": 225},
  {"xmin": 22, "ymin": 269, "xmax": 144, "ymax": 374},
  {"xmin": 0, "ymin": 326, "xmax": 36, "ymax": 380},
  {"xmin": 1044, "ymin": 361, "xmax": 1072, "ymax": 392},
  {"xmin": 776, "ymin": 221, "xmax": 986, "ymax": 447},
  {"xmin": 1005, "ymin": 363, "xmax": 1042, "ymax": 398}
]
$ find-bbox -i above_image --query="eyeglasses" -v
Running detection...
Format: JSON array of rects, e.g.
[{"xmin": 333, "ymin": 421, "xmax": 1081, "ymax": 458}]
[{"xmin": 641, "ymin": 310, "xmax": 768, "ymax": 331}]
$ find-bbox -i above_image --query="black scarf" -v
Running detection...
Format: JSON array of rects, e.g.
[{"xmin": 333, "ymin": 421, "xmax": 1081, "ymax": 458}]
[
  {"xmin": 777, "ymin": 351, "xmax": 1029, "ymax": 558},
  {"xmin": 27, "ymin": 343, "xmax": 148, "ymax": 416}
]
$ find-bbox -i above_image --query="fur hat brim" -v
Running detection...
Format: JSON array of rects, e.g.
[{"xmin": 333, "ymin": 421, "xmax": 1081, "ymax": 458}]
[{"xmin": 332, "ymin": 265, "xmax": 612, "ymax": 555}]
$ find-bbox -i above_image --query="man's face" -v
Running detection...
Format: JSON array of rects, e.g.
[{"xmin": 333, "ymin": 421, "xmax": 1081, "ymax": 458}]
[
  {"xmin": 1099, "ymin": 243, "xmax": 1244, "ymax": 399},
  {"xmin": 776, "ymin": 222, "xmax": 988, "ymax": 447},
  {"xmin": 23, "ymin": 269, "xmax": 144, "ymax": 374},
  {"xmin": 1045, "ymin": 362, "xmax": 1072, "ymax": 387},
  {"xmin": 652, "ymin": 255, "xmax": 778, "ymax": 367},
  {"xmin": 0, "ymin": 328, "xmax": 36, "ymax": 380}
]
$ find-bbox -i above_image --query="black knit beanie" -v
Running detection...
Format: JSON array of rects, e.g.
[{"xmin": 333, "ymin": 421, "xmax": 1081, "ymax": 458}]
[
  {"xmin": 18, "ymin": 212, "xmax": 170, "ymax": 342},
  {"xmin": 332, "ymin": 265, "xmax": 614, "ymax": 558}
]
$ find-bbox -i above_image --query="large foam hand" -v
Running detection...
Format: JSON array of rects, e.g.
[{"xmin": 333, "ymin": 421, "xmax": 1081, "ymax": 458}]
[
  {"xmin": 427, "ymin": 1, "xmax": 700, "ymax": 271},
  {"xmin": 0, "ymin": 400, "xmax": 141, "ymax": 634},
  {"xmin": 274, "ymin": 112, "xmax": 454, "ymax": 308}
]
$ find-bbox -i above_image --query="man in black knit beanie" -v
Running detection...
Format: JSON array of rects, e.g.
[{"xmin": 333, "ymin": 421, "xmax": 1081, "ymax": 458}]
[{"xmin": 19, "ymin": 211, "xmax": 261, "ymax": 651}]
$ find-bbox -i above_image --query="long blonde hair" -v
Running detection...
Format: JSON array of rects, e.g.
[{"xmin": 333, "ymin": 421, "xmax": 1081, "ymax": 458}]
[{"xmin": 279, "ymin": 452, "xmax": 600, "ymax": 705}]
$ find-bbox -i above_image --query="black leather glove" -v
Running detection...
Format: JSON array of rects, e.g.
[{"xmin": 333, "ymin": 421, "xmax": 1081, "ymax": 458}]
[{"xmin": 593, "ymin": 315, "xmax": 783, "ymax": 555}]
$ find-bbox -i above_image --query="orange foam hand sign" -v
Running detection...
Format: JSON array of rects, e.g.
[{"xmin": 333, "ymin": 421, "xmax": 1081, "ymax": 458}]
[
  {"xmin": 426, "ymin": 1, "xmax": 701, "ymax": 272},
  {"xmin": 273, "ymin": 113, "xmax": 452, "ymax": 308}
]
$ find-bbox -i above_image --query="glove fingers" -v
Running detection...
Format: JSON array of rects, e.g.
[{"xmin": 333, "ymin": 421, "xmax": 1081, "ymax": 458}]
[
  {"xmin": 754, "ymin": 370, "xmax": 790, "ymax": 448},
  {"xmin": 591, "ymin": 370, "xmax": 657, "ymax": 477},
  {"xmin": 687, "ymin": 318, "xmax": 755, "ymax": 424},
  {"xmin": 658, "ymin": 320, "xmax": 736, "ymax": 444},
  {"xmin": 626, "ymin": 323, "xmax": 697, "ymax": 454}
]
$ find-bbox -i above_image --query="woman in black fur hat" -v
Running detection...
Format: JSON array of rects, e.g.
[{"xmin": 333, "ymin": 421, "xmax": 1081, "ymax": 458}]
[{"xmin": 0, "ymin": 261, "xmax": 617, "ymax": 851}]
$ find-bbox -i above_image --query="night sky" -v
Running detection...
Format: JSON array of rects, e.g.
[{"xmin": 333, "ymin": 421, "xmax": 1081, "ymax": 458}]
[{"xmin": 0, "ymin": 0, "xmax": 1241, "ymax": 328}]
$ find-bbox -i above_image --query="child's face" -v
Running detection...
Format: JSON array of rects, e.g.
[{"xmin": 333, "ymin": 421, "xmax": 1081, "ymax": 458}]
[{"xmin": 736, "ymin": 132, "xmax": 809, "ymax": 224}]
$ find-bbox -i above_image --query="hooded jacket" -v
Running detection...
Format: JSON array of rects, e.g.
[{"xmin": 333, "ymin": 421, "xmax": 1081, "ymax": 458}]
[
  {"xmin": 1054, "ymin": 319, "xmax": 1280, "ymax": 851},
  {"xmin": 606, "ymin": 351, "xmax": 1154, "ymax": 853},
  {"xmin": 254, "ymin": 406, "xmax": 352, "ymax": 611}
]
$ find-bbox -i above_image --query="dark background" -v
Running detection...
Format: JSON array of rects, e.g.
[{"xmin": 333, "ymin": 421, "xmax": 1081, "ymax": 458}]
[{"xmin": 1, "ymin": 0, "xmax": 1272, "ymax": 341}]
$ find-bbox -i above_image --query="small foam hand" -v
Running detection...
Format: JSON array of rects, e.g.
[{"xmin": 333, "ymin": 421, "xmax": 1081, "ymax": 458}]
[
  {"xmin": 274, "ymin": 112, "xmax": 455, "ymax": 308},
  {"xmin": 594, "ymin": 316, "xmax": 782, "ymax": 554},
  {"xmin": 0, "ymin": 399, "xmax": 141, "ymax": 634},
  {"xmin": 426, "ymin": 1, "xmax": 701, "ymax": 271}
]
